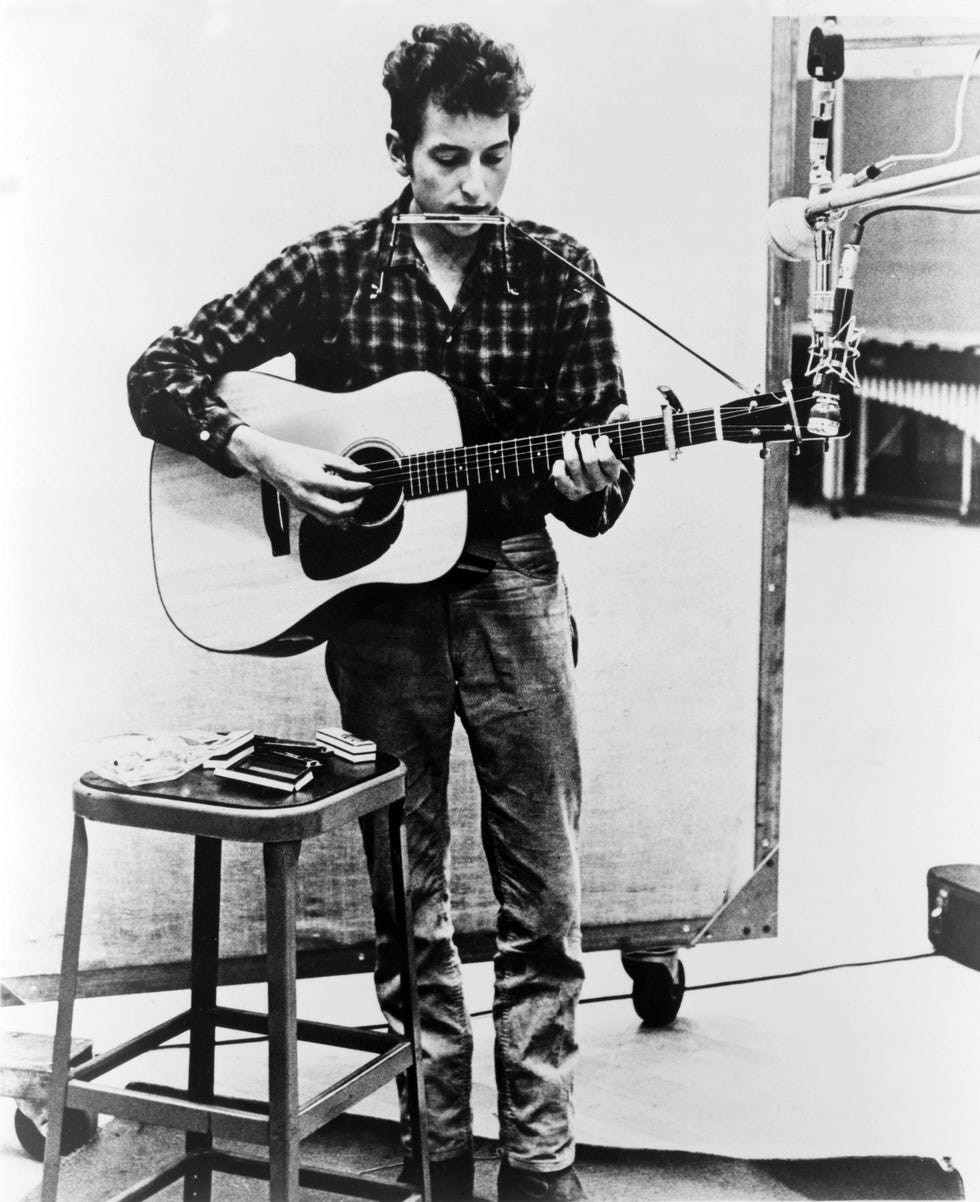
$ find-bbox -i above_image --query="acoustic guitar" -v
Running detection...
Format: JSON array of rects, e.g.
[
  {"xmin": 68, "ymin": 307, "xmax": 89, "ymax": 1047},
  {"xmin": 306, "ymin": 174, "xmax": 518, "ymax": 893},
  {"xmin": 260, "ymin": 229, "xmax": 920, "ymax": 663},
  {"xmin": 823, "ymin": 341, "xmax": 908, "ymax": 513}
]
[{"xmin": 149, "ymin": 370, "xmax": 829, "ymax": 655}]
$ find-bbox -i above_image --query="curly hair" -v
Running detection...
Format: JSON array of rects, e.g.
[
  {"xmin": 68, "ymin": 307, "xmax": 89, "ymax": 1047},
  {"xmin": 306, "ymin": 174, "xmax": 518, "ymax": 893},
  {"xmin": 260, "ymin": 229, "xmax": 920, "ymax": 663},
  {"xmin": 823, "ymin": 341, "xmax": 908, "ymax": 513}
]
[{"xmin": 383, "ymin": 23, "xmax": 533, "ymax": 151}]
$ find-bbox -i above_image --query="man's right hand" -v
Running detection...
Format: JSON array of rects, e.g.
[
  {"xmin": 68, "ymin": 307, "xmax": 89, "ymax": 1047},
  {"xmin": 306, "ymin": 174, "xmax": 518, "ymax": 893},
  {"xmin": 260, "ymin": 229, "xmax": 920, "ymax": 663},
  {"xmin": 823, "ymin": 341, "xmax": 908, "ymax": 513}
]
[{"xmin": 227, "ymin": 426, "xmax": 373, "ymax": 527}]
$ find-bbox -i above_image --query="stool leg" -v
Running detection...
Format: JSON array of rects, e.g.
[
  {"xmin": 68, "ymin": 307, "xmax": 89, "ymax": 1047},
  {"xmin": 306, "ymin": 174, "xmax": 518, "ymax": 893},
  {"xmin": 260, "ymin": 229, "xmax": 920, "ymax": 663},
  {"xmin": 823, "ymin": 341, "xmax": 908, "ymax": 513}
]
[
  {"xmin": 41, "ymin": 816, "xmax": 88, "ymax": 1202},
  {"xmin": 388, "ymin": 800, "xmax": 431, "ymax": 1202},
  {"xmin": 184, "ymin": 836, "xmax": 222, "ymax": 1202},
  {"xmin": 263, "ymin": 840, "xmax": 302, "ymax": 1202}
]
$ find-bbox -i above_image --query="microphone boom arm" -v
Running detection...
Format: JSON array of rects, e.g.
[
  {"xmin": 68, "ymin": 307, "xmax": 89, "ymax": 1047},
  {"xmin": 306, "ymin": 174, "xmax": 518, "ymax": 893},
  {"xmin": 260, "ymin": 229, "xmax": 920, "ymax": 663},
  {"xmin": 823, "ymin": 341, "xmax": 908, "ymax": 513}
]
[{"xmin": 806, "ymin": 153, "xmax": 980, "ymax": 219}]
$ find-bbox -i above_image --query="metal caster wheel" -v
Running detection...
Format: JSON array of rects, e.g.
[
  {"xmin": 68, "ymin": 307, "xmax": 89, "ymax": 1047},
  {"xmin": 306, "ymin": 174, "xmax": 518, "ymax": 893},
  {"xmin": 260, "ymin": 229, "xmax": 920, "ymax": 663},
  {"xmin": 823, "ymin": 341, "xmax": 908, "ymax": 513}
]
[
  {"xmin": 13, "ymin": 1104, "xmax": 97, "ymax": 1162},
  {"xmin": 622, "ymin": 951, "xmax": 685, "ymax": 1027}
]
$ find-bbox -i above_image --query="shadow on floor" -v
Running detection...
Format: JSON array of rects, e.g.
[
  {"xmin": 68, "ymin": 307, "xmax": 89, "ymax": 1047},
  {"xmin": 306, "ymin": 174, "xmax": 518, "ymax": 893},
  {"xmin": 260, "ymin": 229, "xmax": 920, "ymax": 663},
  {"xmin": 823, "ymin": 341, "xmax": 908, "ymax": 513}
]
[{"xmin": 22, "ymin": 1113, "xmax": 965, "ymax": 1202}]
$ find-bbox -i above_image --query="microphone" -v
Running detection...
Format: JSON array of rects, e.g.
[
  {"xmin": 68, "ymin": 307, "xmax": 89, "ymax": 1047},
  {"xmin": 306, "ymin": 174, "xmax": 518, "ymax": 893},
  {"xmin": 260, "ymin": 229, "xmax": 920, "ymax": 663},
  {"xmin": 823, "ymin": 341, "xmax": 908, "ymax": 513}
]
[
  {"xmin": 806, "ymin": 234, "xmax": 862, "ymax": 436},
  {"xmin": 767, "ymin": 196, "xmax": 816, "ymax": 262}
]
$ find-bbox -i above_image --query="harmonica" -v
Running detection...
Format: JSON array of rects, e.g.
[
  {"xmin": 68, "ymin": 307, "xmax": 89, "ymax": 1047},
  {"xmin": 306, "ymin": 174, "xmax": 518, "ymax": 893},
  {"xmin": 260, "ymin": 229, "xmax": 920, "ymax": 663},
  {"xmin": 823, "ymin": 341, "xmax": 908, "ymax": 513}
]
[{"xmin": 391, "ymin": 213, "xmax": 509, "ymax": 225}]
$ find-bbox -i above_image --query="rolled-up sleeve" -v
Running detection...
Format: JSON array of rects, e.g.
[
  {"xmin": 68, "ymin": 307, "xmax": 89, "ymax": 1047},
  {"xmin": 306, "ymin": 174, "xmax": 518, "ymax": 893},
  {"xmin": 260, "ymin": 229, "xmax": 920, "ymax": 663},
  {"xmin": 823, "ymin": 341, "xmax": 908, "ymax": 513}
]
[{"xmin": 127, "ymin": 243, "xmax": 317, "ymax": 475}]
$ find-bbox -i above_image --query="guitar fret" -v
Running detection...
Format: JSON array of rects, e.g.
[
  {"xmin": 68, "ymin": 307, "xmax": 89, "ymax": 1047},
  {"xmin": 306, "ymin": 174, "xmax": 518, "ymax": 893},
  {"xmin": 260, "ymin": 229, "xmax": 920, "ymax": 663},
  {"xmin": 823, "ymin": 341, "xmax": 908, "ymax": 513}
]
[
  {"xmin": 392, "ymin": 394, "xmax": 771, "ymax": 501},
  {"xmin": 535, "ymin": 435, "xmax": 550, "ymax": 471}
]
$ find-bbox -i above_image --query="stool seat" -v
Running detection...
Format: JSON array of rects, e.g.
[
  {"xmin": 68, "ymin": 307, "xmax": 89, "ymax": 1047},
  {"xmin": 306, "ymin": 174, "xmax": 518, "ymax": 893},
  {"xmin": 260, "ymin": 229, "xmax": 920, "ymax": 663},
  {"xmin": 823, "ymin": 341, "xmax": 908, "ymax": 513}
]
[
  {"xmin": 74, "ymin": 751, "xmax": 404, "ymax": 840},
  {"xmin": 42, "ymin": 751, "xmax": 430, "ymax": 1202}
]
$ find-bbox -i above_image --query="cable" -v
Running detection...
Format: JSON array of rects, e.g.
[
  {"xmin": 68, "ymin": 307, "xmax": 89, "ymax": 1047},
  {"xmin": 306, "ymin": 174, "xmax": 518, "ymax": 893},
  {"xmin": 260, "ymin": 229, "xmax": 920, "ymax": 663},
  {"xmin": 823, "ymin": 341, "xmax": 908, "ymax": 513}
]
[
  {"xmin": 871, "ymin": 46, "xmax": 980, "ymax": 174},
  {"xmin": 855, "ymin": 200, "xmax": 980, "ymax": 232},
  {"xmin": 159, "ymin": 950, "xmax": 938, "ymax": 1041},
  {"xmin": 453, "ymin": 951, "xmax": 940, "ymax": 1021},
  {"xmin": 586, "ymin": 950, "xmax": 939, "ymax": 1005},
  {"xmin": 155, "ymin": 1035, "xmax": 268, "ymax": 1052}
]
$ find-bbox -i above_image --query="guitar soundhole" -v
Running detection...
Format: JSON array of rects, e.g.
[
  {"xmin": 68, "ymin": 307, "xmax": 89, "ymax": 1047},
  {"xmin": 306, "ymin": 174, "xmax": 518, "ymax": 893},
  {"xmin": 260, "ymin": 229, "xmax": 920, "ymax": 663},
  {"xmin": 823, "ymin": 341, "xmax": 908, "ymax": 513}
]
[
  {"xmin": 297, "ymin": 442, "xmax": 404, "ymax": 582},
  {"xmin": 349, "ymin": 443, "xmax": 403, "ymax": 527}
]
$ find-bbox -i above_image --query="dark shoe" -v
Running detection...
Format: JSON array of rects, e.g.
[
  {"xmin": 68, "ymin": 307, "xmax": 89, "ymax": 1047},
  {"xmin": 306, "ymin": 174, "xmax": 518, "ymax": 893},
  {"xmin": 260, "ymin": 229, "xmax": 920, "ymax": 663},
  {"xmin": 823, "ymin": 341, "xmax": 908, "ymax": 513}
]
[
  {"xmin": 399, "ymin": 1151, "xmax": 475, "ymax": 1201},
  {"xmin": 497, "ymin": 1161, "xmax": 587, "ymax": 1201}
]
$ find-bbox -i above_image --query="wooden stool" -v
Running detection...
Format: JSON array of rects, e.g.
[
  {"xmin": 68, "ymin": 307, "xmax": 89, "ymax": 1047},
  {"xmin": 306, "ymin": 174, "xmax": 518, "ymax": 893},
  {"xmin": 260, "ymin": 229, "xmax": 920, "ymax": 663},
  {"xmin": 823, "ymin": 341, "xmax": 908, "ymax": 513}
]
[{"xmin": 41, "ymin": 752, "xmax": 430, "ymax": 1202}]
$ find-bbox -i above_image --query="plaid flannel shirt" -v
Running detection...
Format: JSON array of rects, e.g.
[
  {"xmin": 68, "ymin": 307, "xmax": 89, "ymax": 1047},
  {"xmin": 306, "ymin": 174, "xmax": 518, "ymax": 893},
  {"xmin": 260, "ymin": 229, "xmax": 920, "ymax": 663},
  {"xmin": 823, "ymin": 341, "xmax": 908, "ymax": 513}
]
[{"xmin": 128, "ymin": 191, "xmax": 633, "ymax": 537}]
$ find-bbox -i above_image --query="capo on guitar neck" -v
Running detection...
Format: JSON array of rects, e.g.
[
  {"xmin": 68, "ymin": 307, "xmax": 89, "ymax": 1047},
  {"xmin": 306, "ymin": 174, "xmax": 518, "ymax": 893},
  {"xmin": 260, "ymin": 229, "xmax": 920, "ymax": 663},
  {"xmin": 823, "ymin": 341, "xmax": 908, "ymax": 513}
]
[
  {"xmin": 656, "ymin": 385, "xmax": 684, "ymax": 413},
  {"xmin": 657, "ymin": 385, "xmax": 683, "ymax": 461}
]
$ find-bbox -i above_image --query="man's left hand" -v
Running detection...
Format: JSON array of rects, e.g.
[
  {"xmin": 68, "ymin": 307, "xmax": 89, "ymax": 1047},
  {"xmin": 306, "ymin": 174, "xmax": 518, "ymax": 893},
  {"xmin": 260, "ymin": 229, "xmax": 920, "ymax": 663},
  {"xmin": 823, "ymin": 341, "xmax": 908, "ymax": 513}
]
[{"xmin": 551, "ymin": 404, "xmax": 629, "ymax": 500}]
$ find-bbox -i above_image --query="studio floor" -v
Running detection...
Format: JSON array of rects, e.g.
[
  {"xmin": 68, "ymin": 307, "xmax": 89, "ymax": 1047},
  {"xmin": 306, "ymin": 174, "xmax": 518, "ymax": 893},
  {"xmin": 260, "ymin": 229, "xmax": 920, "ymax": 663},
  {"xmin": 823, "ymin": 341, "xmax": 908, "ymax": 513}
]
[{"xmin": 2, "ymin": 507, "xmax": 979, "ymax": 1200}]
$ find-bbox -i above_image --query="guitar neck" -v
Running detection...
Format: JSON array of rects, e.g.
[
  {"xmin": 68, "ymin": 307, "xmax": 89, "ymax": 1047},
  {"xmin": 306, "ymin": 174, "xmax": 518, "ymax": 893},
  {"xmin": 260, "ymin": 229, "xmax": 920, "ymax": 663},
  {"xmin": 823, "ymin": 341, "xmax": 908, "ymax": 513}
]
[{"xmin": 394, "ymin": 391, "xmax": 780, "ymax": 499}]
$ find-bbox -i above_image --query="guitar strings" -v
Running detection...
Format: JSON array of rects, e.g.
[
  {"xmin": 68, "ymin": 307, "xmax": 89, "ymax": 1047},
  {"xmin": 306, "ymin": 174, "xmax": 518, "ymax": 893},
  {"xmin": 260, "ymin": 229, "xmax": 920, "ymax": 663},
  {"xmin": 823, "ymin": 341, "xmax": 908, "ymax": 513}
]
[
  {"xmin": 360, "ymin": 416, "xmax": 805, "ymax": 480},
  {"xmin": 360, "ymin": 420, "xmax": 813, "ymax": 488},
  {"xmin": 360, "ymin": 428, "xmax": 808, "ymax": 490},
  {"xmin": 357, "ymin": 400, "xmax": 804, "ymax": 481},
  {"xmin": 350, "ymin": 396, "xmax": 817, "ymax": 490}
]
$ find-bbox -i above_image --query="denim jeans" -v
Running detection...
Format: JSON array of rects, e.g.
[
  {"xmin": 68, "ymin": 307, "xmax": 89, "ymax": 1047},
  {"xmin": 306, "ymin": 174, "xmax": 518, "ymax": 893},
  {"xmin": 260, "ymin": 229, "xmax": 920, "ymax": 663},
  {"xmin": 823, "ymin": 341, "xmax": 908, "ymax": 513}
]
[{"xmin": 325, "ymin": 529, "xmax": 584, "ymax": 1172}]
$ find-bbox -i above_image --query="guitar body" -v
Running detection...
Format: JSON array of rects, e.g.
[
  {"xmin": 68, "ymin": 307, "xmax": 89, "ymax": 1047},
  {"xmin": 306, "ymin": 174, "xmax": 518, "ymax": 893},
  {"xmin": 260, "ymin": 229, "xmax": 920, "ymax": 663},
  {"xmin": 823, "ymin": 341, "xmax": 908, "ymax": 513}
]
[
  {"xmin": 150, "ymin": 369, "xmax": 829, "ymax": 656},
  {"xmin": 150, "ymin": 371, "xmax": 468, "ymax": 654}
]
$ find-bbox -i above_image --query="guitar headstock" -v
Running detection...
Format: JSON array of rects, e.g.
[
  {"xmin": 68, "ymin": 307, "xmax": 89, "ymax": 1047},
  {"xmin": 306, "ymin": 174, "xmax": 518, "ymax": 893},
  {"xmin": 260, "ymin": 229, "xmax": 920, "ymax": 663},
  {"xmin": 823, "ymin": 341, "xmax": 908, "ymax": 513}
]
[{"xmin": 720, "ymin": 387, "xmax": 850, "ymax": 449}]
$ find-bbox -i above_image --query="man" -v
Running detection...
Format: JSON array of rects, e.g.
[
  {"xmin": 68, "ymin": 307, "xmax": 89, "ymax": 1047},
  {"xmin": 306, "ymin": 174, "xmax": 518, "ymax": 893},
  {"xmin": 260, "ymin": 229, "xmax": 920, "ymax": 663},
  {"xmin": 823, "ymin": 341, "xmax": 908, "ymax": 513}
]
[{"xmin": 129, "ymin": 23, "xmax": 633, "ymax": 1201}]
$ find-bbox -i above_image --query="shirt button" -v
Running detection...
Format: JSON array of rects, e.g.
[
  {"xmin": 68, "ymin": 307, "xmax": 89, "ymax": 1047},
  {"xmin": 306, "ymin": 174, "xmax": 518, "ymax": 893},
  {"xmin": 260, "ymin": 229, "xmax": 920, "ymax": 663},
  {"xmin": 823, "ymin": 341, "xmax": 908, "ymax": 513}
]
[
  {"xmin": 199, "ymin": 430, "xmax": 211, "ymax": 442},
  {"xmin": 444, "ymin": 330, "xmax": 453, "ymax": 344}
]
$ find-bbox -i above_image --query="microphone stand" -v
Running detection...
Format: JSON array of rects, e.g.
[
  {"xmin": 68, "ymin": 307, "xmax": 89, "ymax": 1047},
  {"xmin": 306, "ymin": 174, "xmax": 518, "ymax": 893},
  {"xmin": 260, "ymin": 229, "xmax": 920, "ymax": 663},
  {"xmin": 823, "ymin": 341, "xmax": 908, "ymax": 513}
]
[
  {"xmin": 804, "ymin": 15, "xmax": 846, "ymax": 422},
  {"xmin": 791, "ymin": 24, "xmax": 980, "ymax": 439}
]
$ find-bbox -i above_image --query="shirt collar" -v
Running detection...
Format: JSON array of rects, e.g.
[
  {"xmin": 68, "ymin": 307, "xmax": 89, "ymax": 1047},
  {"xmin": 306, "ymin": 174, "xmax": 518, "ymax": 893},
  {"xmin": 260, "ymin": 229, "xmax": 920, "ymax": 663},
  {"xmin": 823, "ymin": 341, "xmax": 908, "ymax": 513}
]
[{"xmin": 371, "ymin": 187, "xmax": 524, "ymax": 298}]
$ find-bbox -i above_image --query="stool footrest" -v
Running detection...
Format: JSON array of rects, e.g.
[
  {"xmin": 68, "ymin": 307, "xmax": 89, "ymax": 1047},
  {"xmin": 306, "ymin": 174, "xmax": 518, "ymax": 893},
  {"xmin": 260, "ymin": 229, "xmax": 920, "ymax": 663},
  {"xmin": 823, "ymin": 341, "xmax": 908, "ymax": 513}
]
[
  {"xmin": 93, "ymin": 1148, "xmax": 420, "ymax": 1202},
  {"xmin": 298, "ymin": 1042, "xmax": 413, "ymax": 1138},
  {"xmin": 214, "ymin": 1004, "xmax": 402, "ymax": 1054},
  {"xmin": 212, "ymin": 1150, "xmax": 419, "ymax": 1201},
  {"xmin": 69, "ymin": 1004, "xmax": 402, "ymax": 1097},
  {"xmin": 125, "ymin": 1080, "xmax": 269, "ymax": 1115},
  {"xmin": 65, "ymin": 1037, "xmax": 413, "ymax": 1142},
  {"xmin": 72, "ymin": 1011, "xmax": 191, "ymax": 1082},
  {"xmin": 66, "ymin": 1081, "xmax": 268, "ymax": 1140}
]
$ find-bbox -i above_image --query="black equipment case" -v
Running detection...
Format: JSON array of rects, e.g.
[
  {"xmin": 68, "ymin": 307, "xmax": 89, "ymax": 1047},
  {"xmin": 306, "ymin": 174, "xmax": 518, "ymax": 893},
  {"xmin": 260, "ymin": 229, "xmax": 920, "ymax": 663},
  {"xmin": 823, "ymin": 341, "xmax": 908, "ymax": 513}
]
[{"xmin": 927, "ymin": 864, "xmax": 980, "ymax": 971}]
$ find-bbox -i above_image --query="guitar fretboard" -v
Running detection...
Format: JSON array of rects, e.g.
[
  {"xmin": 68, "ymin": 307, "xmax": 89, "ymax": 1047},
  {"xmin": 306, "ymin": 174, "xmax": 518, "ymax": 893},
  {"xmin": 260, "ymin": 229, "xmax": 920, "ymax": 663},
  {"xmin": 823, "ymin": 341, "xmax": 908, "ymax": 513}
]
[{"xmin": 378, "ymin": 392, "xmax": 785, "ymax": 499}]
